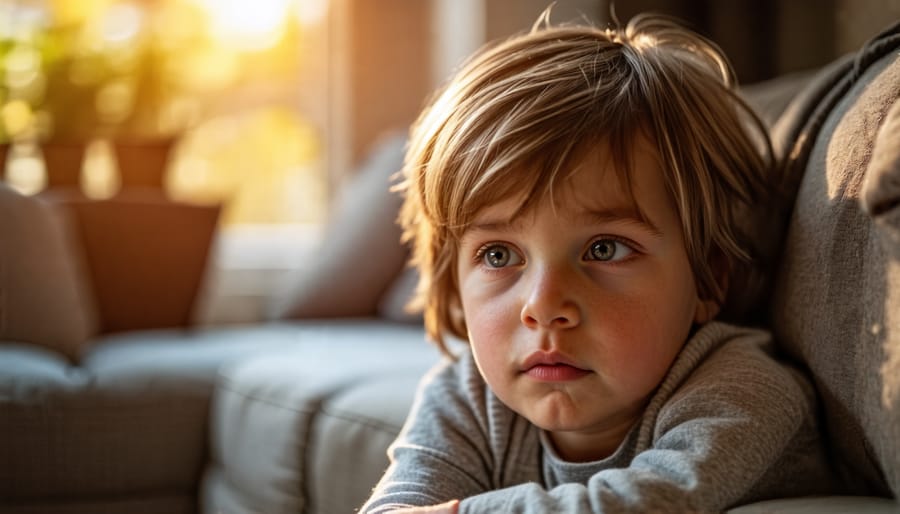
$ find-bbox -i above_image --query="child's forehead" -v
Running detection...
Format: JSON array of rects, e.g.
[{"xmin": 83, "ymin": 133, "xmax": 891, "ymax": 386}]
[{"xmin": 467, "ymin": 148, "xmax": 653, "ymax": 228}]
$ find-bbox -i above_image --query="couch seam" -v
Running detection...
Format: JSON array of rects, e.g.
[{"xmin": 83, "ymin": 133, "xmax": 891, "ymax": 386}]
[
  {"xmin": 216, "ymin": 379, "xmax": 320, "ymax": 415},
  {"xmin": 316, "ymin": 404, "xmax": 405, "ymax": 434}
]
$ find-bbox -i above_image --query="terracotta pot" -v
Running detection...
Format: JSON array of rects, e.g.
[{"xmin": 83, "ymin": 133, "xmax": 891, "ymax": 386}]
[
  {"xmin": 41, "ymin": 140, "xmax": 87, "ymax": 190},
  {"xmin": 0, "ymin": 143, "xmax": 9, "ymax": 181},
  {"xmin": 112, "ymin": 137, "xmax": 178, "ymax": 191}
]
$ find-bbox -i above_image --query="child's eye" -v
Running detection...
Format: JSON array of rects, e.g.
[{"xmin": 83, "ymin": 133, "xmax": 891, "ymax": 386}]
[
  {"xmin": 584, "ymin": 238, "xmax": 634, "ymax": 262},
  {"xmin": 477, "ymin": 244, "xmax": 523, "ymax": 268}
]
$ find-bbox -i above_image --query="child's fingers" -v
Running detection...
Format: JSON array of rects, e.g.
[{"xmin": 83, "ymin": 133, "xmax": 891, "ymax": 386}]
[{"xmin": 394, "ymin": 499, "xmax": 460, "ymax": 514}]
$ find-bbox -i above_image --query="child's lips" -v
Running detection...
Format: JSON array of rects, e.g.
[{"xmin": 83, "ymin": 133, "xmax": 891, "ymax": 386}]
[
  {"xmin": 520, "ymin": 351, "xmax": 591, "ymax": 381},
  {"xmin": 524, "ymin": 363, "xmax": 592, "ymax": 381}
]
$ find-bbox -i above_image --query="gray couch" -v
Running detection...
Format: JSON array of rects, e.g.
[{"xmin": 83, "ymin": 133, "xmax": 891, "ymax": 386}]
[{"xmin": 2, "ymin": 21, "xmax": 899, "ymax": 514}]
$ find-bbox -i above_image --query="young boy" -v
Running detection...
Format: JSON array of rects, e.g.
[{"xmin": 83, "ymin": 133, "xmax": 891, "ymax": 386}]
[{"xmin": 361, "ymin": 12, "xmax": 836, "ymax": 514}]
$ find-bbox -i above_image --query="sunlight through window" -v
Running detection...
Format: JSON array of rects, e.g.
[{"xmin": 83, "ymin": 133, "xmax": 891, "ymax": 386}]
[
  {"xmin": 193, "ymin": 0, "xmax": 293, "ymax": 51},
  {"xmin": 1, "ymin": 0, "xmax": 330, "ymax": 227}
]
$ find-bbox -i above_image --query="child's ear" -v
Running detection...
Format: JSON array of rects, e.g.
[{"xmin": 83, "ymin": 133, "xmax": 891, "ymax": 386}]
[
  {"xmin": 694, "ymin": 249, "xmax": 729, "ymax": 323},
  {"xmin": 449, "ymin": 292, "xmax": 467, "ymax": 336},
  {"xmin": 693, "ymin": 297, "xmax": 722, "ymax": 324}
]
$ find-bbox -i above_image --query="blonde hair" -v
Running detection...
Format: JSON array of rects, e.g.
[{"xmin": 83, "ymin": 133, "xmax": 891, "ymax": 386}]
[{"xmin": 399, "ymin": 13, "xmax": 772, "ymax": 353}]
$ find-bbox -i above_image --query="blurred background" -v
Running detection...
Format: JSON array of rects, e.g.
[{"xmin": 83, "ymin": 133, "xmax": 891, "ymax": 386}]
[{"xmin": 1, "ymin": 0, "xmax": 897, "ymax": 323}]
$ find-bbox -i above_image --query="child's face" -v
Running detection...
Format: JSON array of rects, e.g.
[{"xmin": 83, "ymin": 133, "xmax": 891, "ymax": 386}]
[{"xmin": 456, "ymin": 140, "xmax": 712, "ymax": 462}]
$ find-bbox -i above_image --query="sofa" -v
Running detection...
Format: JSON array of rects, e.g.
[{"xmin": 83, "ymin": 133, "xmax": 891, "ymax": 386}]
[{"xmin": 1, "ymin": 20, "xmax": 898, "ymax": 514}]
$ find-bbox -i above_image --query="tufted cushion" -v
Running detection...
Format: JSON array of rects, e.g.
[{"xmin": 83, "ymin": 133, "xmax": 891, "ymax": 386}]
[
  {"xmin": 306, "ymin": 372, "xmax": 424, "ymax": 513},
  {"xmin": 771, "ymin": 23, "xmax": 900, "ymax": 498},
  {"xmin": 0, "ymin": 184, "xmax": 95, "ymax": 360},
  {"xmin": 202, "ymin": 321, "xmax": 437, "ymax": 514}
]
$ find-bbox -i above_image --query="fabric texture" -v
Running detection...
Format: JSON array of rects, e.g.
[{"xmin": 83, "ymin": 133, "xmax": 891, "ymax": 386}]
[
  {"xmin": 0, "ymin": 184, "xmax": 95, "ymax": 360},
  {"xmin": 268, "ymin": 132, "xmax": 416, "ymax": 321},
  {"xmin": 862, "ymin": 96, "xmax": 900, "ymax": 252},
  {"xmin": 770, "ymin": 22, "xmax": 900, "ymax": 497},
  {"xmin": 1, "ymin": 331, "xmax": 230, "ymax": 502},
  {"xmin": 729, "ymin": 496, "xmax": 898, "ymax": 514},
  {"xmin": 306, "ymin": 372, "xmax": 425, "ymax": 513},
  {"xmin": 203, "ymin": 321, "xmax": 436, "ymax": 514},
  {"xmin": 361, "ymin": 322, "xmax": 836, "ymax": 513}
]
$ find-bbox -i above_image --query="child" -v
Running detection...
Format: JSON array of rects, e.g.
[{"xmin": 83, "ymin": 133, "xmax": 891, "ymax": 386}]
[{"xmin": 361, "ymin": 12, "xmax": 836, "ymax": 514}]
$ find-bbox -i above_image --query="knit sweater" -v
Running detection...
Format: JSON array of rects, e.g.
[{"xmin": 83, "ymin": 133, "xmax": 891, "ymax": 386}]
[{"xmin": 360, "ymin": 322, "xmax": 838, "ymax": 513}]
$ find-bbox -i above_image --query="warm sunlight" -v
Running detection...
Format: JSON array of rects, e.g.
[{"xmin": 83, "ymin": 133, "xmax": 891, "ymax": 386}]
[
  {"xmin": 193, "ymin": 0, "xmax": 293, "ymax": 51},
  {"xmin": 1, "ymin": 0, "xmax": 330, "ymax": 225}
]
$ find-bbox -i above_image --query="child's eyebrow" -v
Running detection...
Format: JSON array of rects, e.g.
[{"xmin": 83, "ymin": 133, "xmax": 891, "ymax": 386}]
[
  {"xmin": 465, "ymin": 219, "xmax": 519, "ymax": 234},
  {"xmin": 466, "ymin": 207, "xmax": 663, "ymax": 236},
  {"xmin": 579, "ymin": 207, "xmax": 663, "ymax": 237}
]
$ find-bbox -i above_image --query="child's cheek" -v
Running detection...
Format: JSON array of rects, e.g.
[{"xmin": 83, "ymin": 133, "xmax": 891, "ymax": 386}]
[{"xmin": 465, "ymin": 298, "xmax": 516, "ymax": 346}]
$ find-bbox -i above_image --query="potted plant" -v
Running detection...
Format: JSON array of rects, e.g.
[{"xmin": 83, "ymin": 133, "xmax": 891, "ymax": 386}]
[
  {"xmin": 27, "ymin": 8, "xmax": 109, "ymax": 191},
  {"xmin": 0, "ymin": 105, "xmax": 9, "ymax": 181},
  {"xmin": 16, "ymin": 2, "xmax": 189, "ymax": 194},
  {"xmin": 107, "ymin": 38, "xmax": 183, "ymax": 192},
  {"xmin": 0, "ymin": 24, "xmax": 41, "ymax": 183}
]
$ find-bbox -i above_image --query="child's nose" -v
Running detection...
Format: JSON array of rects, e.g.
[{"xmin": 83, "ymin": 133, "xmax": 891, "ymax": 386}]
[{"xmin": 520, "ymin": 266, "xmax": 581, "ymax": 330}]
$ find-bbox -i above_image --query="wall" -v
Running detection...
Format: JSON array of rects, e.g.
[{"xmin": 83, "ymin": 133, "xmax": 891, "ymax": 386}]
[{"xmin": 326, "ymin": 0, "xmax": 900, "ymax": 184}]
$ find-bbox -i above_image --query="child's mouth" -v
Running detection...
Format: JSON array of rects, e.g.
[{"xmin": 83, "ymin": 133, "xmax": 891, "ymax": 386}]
[
  {"xmin": 520, "ymin": 351, "xmax": 592, "ymax": 381},
  {"xmin": 524, "ymin": 363, "xmax": 591, "ymax": 382}
]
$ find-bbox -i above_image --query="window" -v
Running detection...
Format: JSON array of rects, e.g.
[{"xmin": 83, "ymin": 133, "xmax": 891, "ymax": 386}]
[
  {"xmin": 2, "ymin": 0, "xmax": 616, "ymax": 325},
  {"xmin": 1, "ymin": 0, "xmax": 332, "ymax": 324},
  {"xmin": 1, "ymin": 0, "xmax": 329, "ymax": 225}
]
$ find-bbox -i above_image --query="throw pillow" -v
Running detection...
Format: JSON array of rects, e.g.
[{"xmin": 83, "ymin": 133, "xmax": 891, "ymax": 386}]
[
  {"xmin": 268, "ymin": 132, "xmax": 410, "ymax": 320},
  {"xmin": 0, "ymin": 184, "xmax": 96, "ymax": 360}
]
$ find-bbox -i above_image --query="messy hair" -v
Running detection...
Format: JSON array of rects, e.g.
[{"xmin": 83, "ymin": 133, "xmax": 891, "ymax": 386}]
[{"xmin": 399, "ymin": 12, "xmax": 773, "ymax": 353}]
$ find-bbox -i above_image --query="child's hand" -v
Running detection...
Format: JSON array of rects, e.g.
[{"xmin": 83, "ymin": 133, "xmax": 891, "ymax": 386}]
[{"xmin": 394, "ymin": 499, "xmax": 459, "ymax": 514}]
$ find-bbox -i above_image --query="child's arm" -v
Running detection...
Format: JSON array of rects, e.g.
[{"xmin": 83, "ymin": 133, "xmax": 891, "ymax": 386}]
[
  {"xmin": 470, "ymin": 326, "xmax": 837, "ymax": 512},
  {"xmin": 360, "ymin": 354, "xmax": 542, "ymax": 513},
  {"xmin": 394, "ymin": 500, "xmax": 460, "ymax": 514},
  {"xmin": 362, "ymin": 325, "xmax": 837, "ymax": 513}
]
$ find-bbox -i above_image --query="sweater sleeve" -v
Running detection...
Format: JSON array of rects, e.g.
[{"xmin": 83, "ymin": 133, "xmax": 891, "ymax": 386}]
[
  {"xmin": 454, "ymin": 325, "xmax": 837, "ymax": 513},
  {"xmin": 359, "ymin": 353, "xmax": 541, "ymax": 514},
  {"xmin": 361, "ymin": 325, "xmax": 836, "ymax": 514}
]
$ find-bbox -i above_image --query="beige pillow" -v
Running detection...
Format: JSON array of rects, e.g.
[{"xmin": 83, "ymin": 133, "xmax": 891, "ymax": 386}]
[
  {"xmin": 268, "ymin": 133, "xmax": 411, "ymax": 320},
  {"xmin": 0, "ymin": 184, "xmax": 96, "ymax": 361},
  {"xmin": 771, "ymin": 37, "xmax": 900, "ymax": 497}
]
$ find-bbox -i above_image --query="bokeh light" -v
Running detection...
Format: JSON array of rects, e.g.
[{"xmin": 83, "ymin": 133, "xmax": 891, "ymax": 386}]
[
  {"xmin": 193, "ymin": 0, "xmax": 293, "ymax": 51},
  {"xmin": 1, "ymin": 100, "xmax": 35, "ymax": 137},
  {"xmin": 1, "ymin": 0, "xmax": 328, "ymax": 226}
]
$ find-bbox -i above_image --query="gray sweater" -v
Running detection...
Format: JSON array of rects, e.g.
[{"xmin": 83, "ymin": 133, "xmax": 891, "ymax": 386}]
[{"xmin": 360, "ymin": 322, "xmax": 838, "ymax": 513}]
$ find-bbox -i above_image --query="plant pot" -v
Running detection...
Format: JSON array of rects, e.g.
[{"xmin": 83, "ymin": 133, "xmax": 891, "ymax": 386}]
[
  {"xmin": 112, "ymin": 137, "xmax": 178, "ymax": 192},
  {"xmin": 41, "ymin": 140, "xmax": 87, "ymax": 191},
  {"xmin": 0, "ymin": 142, "xmax": 9, "ymax": 181}
]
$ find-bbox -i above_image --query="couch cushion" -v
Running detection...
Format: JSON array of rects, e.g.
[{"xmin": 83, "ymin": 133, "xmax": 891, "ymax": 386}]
[
  {"xmin": 307, "ymin": 372, "xmax": 424, "ymax": 514},
  {"xmin": 0, "ymin": 322, "xmax": 348, "ymax": 503},
  {"xmin": 771, "ymin": 23, "xmax": 900, "ymax": 497},
  {"xmin": 0, "ymin": 184, "xmax": 95, "ymax": 360},
  {"xmin": 202, "ymin": 321, "xmax": 437, "ymax": 514}
]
